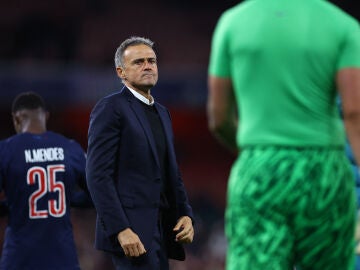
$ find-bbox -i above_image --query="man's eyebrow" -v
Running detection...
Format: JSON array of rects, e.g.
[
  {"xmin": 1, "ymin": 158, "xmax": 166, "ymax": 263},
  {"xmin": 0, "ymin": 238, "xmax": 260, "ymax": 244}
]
[{"xmin": 131, "ymin": 57, "xmax": 157, "ymax": 62}]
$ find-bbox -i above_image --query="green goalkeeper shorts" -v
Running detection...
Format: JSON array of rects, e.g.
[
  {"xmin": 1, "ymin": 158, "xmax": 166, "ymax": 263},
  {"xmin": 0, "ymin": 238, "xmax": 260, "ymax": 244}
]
[{"xmin": 225, "ymin": 146, "xmax": 356, "ymax": 270}]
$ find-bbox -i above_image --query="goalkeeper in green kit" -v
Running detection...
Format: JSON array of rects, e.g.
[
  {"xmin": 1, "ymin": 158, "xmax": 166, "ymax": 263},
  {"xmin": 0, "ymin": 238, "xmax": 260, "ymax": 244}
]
[{"xmin": 207, "ymin": 0, "xmax": 360, "ymax": 269}]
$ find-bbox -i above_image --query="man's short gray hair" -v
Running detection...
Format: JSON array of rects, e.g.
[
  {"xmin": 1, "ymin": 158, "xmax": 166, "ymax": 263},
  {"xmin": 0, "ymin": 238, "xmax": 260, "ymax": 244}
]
[{"xmin": 114, "ymin": 36, "xmax": 154, "ymax": 68}]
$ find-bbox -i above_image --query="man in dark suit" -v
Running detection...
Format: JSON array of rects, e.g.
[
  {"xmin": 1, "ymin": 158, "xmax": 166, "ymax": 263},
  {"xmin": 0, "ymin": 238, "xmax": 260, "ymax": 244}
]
[{"xmin": 86, "ymin": 36, "xmax": 194, "ymax": 270}]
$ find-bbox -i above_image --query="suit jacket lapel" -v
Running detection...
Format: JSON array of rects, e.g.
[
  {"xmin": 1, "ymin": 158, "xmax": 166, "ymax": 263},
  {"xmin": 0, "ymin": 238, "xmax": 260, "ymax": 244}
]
[{"xmin": 126, "ymin": 88, "xmax": 161, "ymax": 168}]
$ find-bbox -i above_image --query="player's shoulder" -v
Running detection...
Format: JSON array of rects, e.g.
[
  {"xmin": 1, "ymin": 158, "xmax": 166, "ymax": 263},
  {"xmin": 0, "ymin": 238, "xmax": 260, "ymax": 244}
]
[
  {"xmin": 216, "ymin": 0, "xmax": 255, "ymax": 29},
  {"xmin": 0, "ymin": 134, "xmax": 25, "ymax": 159},
  {"xmin": 0, "ymin": 134, "xmax": 24, "ymax": 147},
  {"xmin": 46, "ymin": 131, "xmax": 83, "ymax": 150},
  {"xmin": 223, "ymin": 0, "xmax": 256, "ymax": 16},
  {"xmin": 45, "ymin": 130, "xmax": 68, "ymax": 141},
  {"xmin": 316, "ymin": 0, "xmax": 359, "ymax": 26}
]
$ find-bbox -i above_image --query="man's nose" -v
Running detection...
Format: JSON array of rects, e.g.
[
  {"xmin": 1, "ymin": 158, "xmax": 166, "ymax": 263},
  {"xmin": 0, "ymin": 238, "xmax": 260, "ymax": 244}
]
[{"xmin": 144, "ymin": 60, "xmax": 152, "ymax": 69}]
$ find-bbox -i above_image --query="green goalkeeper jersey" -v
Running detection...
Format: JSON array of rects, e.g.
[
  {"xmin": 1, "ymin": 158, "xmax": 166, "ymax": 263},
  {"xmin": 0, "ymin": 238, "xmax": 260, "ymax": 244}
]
[{"xmin": 208, "ymin": 0, "xmax": 360, "ymax": 147}]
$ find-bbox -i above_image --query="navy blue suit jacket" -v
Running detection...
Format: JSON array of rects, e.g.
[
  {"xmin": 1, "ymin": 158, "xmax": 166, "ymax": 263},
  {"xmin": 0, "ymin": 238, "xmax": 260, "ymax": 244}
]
[{"xmin": 86, "ymin": 87, "xmax": 194, "ymax": 260}]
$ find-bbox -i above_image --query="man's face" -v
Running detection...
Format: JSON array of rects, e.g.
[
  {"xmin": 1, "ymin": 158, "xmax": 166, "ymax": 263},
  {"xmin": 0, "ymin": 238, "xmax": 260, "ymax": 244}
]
[{"xmin": 117, "ymin": 44, "xmax": 158, "ymax": 92}]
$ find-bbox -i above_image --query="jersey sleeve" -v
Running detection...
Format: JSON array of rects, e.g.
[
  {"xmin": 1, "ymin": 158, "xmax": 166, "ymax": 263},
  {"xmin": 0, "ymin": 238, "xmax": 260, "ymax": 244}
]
[
  {"xmin": 68, "ymin": 140, "xmax": 93, "ymax": 207},
  {"xmin": 208, "ymin": 12, "xmax": 232, "ymax": 77},
  {"xmin": 68, "ymin": 140, "xmax": 87, "ymax": 190},
  {"xmin": 337, "ymin": 19, "xmax": 360, "ymax": 69}
]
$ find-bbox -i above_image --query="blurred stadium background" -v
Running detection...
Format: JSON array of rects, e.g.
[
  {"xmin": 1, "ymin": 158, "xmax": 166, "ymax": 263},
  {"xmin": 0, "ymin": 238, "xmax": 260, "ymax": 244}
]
[{"xmin": 0, "ymin": 0, "xmax": 358, "ymax": 269}]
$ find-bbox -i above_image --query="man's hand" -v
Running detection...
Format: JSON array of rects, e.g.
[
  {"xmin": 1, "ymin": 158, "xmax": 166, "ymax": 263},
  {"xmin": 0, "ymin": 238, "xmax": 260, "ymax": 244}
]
[
  {"xmin": 173, "ymin": 216, "xmax": 194, "ymax": 244},
  {"xmin": 117, "ymin": 228, "xmax": 146, "ymax": 257}
]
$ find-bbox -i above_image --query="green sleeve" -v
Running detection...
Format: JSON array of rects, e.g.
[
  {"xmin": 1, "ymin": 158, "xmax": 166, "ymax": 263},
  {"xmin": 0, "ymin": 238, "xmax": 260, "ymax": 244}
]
[
  {"xmin": 208, "ymin": 12, "xmax": 232, "ymax": 77},
  {"xmin": 338, "ymin": 19, "xmax": 360, "ymax": 69}
]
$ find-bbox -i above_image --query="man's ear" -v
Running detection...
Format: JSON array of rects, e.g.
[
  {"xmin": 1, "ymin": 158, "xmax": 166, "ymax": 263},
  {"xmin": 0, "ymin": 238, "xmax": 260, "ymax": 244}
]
[
  {"xmin": 12, "ymin": 113, "xmax": 21, "ymax": 133},
  {"xmin": 45, "ymin": 111, "xmax": 50, "ymax": 122},
  {"xmin": 116, "ymin": 67, "xmax": 126, "ymax": 80}
]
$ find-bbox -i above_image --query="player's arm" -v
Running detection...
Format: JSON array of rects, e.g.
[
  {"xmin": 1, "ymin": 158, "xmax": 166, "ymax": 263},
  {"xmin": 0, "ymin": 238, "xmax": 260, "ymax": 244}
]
[
  {"xmin": 207, "ymin": 76, "xmax": 238, "ymax": 153},
  {"xmin": 337, "ymin": 67, "xmax": 360, "ymax": 165},
  {"xmin": 70, "ymin": 141, "xmax": 93, "ymax": 208}
]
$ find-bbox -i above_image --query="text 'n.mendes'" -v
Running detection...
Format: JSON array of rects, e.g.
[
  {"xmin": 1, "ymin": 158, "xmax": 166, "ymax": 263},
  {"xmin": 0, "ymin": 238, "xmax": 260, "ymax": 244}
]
[{"xmin": 24, "ymin": 147, "xmax": 64, "ymax": 163}]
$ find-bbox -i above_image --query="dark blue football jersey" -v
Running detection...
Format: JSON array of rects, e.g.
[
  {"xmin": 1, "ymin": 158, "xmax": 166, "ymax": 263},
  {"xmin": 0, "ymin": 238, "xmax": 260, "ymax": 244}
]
[{"xmin": 0, "ymin": 131, "xmax": 87, "ymax": 270}]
